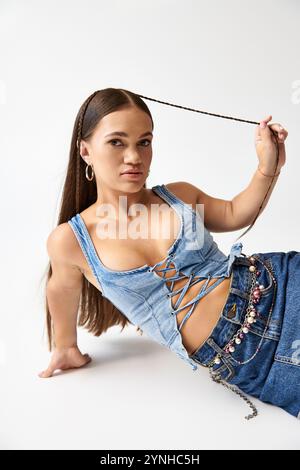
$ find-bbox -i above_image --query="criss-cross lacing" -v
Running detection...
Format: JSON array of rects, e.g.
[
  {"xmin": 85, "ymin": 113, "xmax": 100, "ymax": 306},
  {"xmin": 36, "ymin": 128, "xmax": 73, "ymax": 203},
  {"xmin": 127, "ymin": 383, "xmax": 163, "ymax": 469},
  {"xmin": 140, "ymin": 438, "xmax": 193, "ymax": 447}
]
[{"xmin": 148, "ymin": 254, "xmax": 225, "ymax": 330}]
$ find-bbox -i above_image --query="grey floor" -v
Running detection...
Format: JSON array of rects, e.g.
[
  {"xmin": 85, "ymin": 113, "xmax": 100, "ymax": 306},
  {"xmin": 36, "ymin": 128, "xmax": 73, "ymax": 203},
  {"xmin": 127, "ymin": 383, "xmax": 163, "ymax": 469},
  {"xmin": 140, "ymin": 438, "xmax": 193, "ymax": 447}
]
[{"xmin": 1, "ymin": 313, "xmax": 299, "ymax": 450}]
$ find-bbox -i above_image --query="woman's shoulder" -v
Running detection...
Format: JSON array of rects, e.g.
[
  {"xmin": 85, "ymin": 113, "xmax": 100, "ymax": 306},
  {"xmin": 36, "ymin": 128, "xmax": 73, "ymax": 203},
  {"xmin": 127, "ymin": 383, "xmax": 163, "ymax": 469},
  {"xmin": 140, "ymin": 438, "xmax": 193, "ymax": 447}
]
[
  {"xmin": 162, "ymin": 180, "xmax": 199, "ymax": 208},
  {"xmin": 47, "ymin": 222, "xmax": 85, "ymax": 273}
]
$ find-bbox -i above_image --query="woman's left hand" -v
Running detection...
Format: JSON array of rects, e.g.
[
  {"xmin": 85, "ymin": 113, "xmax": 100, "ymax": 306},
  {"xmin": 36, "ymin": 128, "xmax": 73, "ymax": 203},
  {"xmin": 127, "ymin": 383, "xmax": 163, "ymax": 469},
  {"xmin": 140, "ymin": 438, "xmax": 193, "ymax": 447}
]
[{"xmin": 255, "ymin": 115, "xmax": 288, "ymax": 175}]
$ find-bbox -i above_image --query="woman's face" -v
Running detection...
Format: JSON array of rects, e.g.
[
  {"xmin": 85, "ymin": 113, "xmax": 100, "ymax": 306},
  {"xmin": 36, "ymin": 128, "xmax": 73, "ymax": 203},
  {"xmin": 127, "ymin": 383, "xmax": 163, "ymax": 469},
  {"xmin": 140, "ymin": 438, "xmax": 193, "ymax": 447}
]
[{"xmin": 80, "ymin": 107, "xmax": 153, "ymax": 192}]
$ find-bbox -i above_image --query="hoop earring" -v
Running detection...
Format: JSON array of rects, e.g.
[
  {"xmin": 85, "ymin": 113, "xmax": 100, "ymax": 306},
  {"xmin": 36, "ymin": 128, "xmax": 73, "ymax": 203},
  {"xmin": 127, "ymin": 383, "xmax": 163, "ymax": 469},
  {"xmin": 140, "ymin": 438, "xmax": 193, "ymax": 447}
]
[{"xmin": 85, "ymin": 163, "xmax": 94, "ymax": 181}]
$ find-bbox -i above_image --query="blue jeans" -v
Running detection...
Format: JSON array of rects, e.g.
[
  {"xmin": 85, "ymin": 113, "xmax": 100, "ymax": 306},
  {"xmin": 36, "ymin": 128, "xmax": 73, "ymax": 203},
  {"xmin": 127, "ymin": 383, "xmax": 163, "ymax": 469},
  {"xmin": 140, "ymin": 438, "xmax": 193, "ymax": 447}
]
[{"xmin": 189, "ymin": 251, "xmax": 300, "ymax": 420}]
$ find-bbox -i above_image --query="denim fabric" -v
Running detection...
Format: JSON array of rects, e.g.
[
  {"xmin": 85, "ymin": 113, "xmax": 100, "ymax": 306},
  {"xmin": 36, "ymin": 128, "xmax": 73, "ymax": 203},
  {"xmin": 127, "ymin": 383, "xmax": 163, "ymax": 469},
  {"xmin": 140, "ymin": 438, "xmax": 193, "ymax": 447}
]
[
  {"xmin": 68, "ymin": 183, "xmax": 243, "ymax": 372},
  {"xmin": 189, "ymin": 251, "xmax": 300, "ymax": 420}
]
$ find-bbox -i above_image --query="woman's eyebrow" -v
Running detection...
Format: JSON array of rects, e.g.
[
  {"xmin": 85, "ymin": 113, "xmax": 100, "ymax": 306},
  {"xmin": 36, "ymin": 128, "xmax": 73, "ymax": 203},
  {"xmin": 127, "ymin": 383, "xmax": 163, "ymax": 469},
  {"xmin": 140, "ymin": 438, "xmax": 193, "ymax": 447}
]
[{"xmin": 104, "ymin": 131, "xmax": 153, "ymax": 138}]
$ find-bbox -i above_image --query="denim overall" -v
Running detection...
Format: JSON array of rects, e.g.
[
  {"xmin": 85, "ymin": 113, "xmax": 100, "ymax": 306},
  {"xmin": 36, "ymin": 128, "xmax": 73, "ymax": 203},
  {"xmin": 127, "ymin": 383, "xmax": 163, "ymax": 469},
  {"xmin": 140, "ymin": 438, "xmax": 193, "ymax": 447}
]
[{"xmin": 68, "ymin": 184, "xmax": 300, "ymax": 421}]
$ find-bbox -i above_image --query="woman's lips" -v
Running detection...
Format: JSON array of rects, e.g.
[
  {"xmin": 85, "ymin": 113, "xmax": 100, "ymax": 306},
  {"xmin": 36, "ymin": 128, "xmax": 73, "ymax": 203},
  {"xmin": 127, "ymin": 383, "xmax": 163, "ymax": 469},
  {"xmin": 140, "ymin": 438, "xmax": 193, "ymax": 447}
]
[{"xmin": 120, "ymin": 172, "xmax": 143, "ymax": 179}]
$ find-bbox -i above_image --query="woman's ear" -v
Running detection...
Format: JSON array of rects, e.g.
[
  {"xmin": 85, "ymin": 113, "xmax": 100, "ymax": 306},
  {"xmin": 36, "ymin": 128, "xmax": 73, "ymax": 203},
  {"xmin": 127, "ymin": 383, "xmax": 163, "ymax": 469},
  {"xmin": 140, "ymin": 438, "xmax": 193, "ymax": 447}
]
[{"xmin": 79, "ymin": 141, "xmax": 91, "ymax": 164}]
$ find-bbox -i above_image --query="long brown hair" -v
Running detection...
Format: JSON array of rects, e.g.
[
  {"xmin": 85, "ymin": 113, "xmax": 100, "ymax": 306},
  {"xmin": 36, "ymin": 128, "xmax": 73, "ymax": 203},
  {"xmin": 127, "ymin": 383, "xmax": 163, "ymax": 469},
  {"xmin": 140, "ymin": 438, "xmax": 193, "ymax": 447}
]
[{"xmin": 43, "ymin": 88, "xmax": 153, "ymax": 351}]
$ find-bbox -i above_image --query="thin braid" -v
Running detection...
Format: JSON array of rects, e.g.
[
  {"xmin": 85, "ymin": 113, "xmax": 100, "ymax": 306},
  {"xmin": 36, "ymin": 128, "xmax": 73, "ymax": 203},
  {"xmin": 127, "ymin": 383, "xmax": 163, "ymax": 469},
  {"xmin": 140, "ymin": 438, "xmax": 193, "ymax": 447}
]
[
  {"xmin": 75, "ymin": 90, "xmax": 100, "ymax": 213},
  {"xmin": 137, "ymin": 94, "xmax": 260, "ymax": 125},
  {"xmin": 136, "ymin": 93, "xmax": 280, "ymax": 241}
]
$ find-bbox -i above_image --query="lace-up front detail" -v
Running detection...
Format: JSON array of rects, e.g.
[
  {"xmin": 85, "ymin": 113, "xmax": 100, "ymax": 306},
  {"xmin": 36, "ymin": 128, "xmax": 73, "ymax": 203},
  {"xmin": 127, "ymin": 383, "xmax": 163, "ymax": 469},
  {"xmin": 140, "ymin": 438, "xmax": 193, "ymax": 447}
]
[{"xmin": 148, "ymin": 254, "xmax": 226, "ymax": 331}]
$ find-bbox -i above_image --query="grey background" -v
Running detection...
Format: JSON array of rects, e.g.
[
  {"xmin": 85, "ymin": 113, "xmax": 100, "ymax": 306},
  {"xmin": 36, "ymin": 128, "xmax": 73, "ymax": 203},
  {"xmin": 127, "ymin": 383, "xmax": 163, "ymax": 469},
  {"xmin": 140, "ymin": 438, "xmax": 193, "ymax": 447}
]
[{"xmin": 0, "ymin": 0, "xmax": 299, "ymax": 450}]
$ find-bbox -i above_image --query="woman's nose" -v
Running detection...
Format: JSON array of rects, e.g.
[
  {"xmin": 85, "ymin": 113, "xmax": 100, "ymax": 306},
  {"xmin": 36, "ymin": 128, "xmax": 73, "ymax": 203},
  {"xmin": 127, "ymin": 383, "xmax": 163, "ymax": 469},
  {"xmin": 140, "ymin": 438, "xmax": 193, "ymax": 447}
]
[{"xmin": 124, "ymin": 153, "xmax": 143, "ymax": 163}]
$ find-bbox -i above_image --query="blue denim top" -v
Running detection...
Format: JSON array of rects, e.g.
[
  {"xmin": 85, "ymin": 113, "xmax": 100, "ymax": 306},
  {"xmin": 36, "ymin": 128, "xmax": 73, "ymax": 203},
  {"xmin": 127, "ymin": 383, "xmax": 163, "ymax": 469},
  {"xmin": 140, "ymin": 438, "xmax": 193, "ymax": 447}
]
[{"xmin": 68, "ymin": 184, "xmax": 243, "ymax": 371}]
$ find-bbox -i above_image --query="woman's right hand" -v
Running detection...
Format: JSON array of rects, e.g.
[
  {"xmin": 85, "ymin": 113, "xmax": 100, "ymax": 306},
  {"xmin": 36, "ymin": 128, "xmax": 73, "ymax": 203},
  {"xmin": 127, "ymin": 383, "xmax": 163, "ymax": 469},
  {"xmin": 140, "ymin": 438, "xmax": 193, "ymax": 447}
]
[{"xmin": 38, "ymin": 345, "xmax": 92, "ymax": 378}]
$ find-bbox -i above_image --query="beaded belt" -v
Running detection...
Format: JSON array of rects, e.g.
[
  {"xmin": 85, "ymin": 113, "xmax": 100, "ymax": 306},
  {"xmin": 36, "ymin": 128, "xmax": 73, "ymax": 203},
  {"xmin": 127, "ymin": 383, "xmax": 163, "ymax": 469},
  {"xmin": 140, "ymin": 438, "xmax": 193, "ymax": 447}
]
[{"xmin": 205, "ymin": 253, "xmax": 277, "ymax": 420}]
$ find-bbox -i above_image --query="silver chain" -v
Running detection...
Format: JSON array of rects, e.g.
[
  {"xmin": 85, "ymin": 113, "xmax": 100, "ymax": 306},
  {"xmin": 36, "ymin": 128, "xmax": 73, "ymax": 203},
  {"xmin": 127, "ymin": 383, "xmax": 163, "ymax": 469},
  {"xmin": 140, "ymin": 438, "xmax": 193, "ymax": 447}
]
[{"xmin": 209, "ymin": 367, "xmax": 259, "ymax": 420}]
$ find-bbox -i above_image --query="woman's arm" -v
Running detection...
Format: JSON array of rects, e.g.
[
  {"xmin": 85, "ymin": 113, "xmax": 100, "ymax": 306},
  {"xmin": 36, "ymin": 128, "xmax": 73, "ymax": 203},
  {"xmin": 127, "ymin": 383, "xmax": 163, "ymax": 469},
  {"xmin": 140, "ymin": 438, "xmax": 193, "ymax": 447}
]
[
  {"xmin": 171, "ymin": 173, "xmax": 280, "ymax": 233},
  {"xmin": 174, "ymin": 117, "xmax": 288, "ymax": 233},
  {"xmin": 39, "ymin": 225, "xmax": 91, "ymax": 378},
  {"xmin": 228, "ymin": 168, "xmax": 280, "ymax": 230},
  {"xmin": 46, "ymin": 224, "xmax": 83, "ymax": 348},
  {"xmin": 230, "ymin": 115, "xmax": 288, "ymax": 229}
]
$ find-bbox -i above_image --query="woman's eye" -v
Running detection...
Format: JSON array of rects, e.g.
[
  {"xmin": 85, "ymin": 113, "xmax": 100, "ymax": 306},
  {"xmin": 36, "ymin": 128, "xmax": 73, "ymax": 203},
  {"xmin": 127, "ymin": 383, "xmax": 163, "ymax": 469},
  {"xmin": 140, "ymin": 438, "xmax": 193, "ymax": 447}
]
[
  {"xmin": 108, "ymin": 139, "xmax": 122, "ymax": 146},
  {"xmin": 141, "ymin": 139, "xmax": 151, "ymax": 146},
  {"xmin": 108, "ymin": 139, "xmax": 151, "ymax": 147}
]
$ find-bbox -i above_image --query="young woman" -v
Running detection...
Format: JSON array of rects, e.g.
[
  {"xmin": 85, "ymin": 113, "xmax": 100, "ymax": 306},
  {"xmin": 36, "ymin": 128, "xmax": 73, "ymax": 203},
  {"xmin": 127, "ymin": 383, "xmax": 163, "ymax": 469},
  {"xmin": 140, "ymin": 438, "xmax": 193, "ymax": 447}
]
[{"xmin": 39, "ymin": 88, "xmax": 298, "ymax": 421}]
